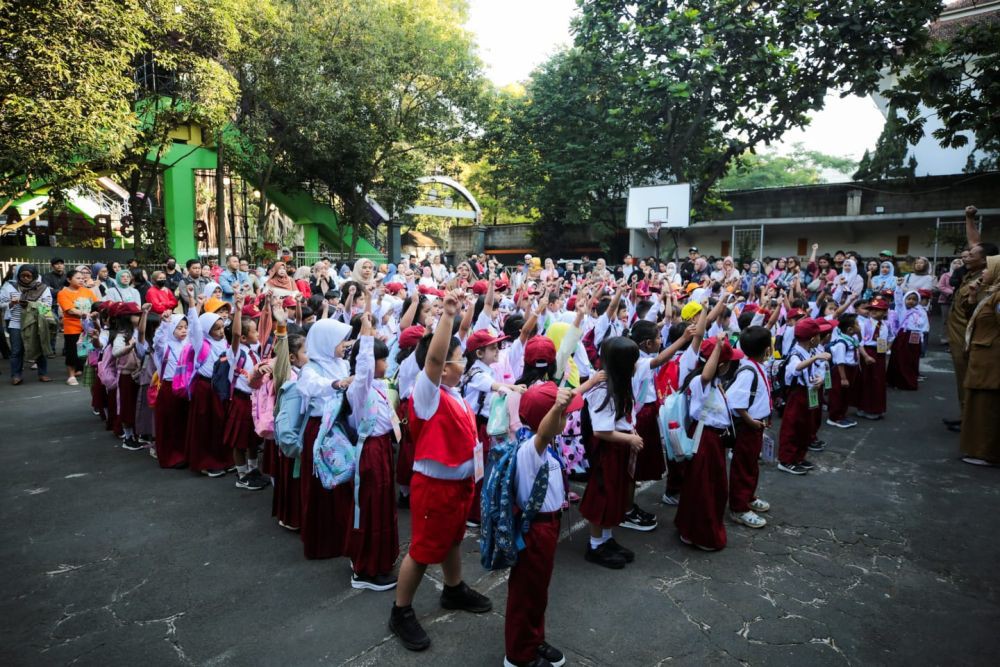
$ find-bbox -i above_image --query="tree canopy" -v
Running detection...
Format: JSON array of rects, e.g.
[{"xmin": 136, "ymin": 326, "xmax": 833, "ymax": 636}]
[{"xmin": 719, "ymin": 144, "xmax": 857, "ymax": 190}]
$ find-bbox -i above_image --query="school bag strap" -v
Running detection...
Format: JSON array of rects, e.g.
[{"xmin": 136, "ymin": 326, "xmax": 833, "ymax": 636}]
[
  {"xmin": 459, "ymin": 367, "xmax": 488, "ymax": 415},
  {"xmin": 727, "ymin": 366, "xmax": 759, "ymax": 406}
]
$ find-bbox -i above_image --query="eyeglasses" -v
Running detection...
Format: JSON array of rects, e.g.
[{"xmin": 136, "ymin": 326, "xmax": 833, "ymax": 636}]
[{"xmin": 445, "ymin": 359, "xmax": 467, "ymax": 368}]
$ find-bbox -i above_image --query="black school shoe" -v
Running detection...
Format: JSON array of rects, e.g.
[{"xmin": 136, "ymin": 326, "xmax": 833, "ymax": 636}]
[
  {"xmin": 504, "ymin": 658, "xmax": 553, "ymax": 667},
  {"xmin": 619, "ymin": 507, "xmax": 657, "ymax": 532},
  {"xmin": 537, "ymin": 641, "xmax": 566, "ymax": 667},
  {"xmin": 584, "ymin": 541, "xmax": 626, "ymax": 569},
  {"xmin": 351, "ymin": 572, "xmax": 397, "ymax": 591},
  {"xmin": 605, "ymin": 538, "xmax": 635, "ymax": 563},
  {"xmin": 397, "ymin": 491, "xmax": 410, "ymax": 509},
  {"xmin": 389, "ymin": 604, "xmax": 430, "ymax": 651},
  {"xmin": 440, "ymin": 581, "xmax": 492, "ymax": 613},
  {"xmin": 797, "ymin": 459, "xmax": 817, "ymax": 471},
  {"xmin": 808, "ymin": 440, "xmax": 826, "ymax": 452}
]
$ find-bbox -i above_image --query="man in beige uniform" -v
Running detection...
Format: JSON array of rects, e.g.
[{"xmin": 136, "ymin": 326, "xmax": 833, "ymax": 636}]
[{"xmin": 945, "ymin": 205, "xmax": 998, "ymax": 431}]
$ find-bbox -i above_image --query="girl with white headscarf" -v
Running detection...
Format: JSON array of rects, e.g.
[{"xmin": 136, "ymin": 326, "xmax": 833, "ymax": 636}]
[
  {"xmin": 183, "ymin": 309, "xmax": 234, "ymax": 475},
  {"xmin": 664, "ymin": 262, "xmax": 682, "ymax": 286},
  {"xmin": 298, "ymin": 318, "xmax": 355, "ymax": 559},
  {"xmin": 886, "ymin": 289, "xmax": 928, "ymax": 391},
  {"xmin": 152, "ymin": 307, "xmax": 196, "ymax": 468},
  {"xmin": 869, "ymin": 261, "xmax": 896, "ymax": 292}
]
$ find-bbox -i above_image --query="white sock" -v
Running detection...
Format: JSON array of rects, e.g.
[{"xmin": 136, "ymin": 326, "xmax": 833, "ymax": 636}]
[
  {"xmin": 602, "ymin": 528, "xmax": 613, "ymax": 540},
  {"xmin": 237, "ymin": 464, "xmax": 249, "ymax": 476},
  {"xmin": 123, "ymin": 427, "xmax": 134, "ymax": 437},
  {"xmin": 248, "ymin": 458, "xmax": 259, "ymax": 470},
  {"xmin": 590, "ymin": 535, "xmax": 609, "ymax": 549}
]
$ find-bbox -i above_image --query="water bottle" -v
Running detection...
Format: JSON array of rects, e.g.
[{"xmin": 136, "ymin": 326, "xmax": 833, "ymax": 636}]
[{"xmin": 667, "ymin": 420, "xmax": 685, "ymax": 459}]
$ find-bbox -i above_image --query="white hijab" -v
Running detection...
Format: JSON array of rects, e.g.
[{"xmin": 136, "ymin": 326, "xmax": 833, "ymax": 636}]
[
  {"xmin": 198, "ymin": 312, "xmax": 229, "ymax": 355},
  {"xmin": 305, "ymin": 319, "xmax": 352, "ymax": 379}
]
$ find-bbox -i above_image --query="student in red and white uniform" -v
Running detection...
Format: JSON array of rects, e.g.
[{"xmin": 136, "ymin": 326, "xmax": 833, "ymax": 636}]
[
  {"xmin": 826, "ymin": 314, "xmax": 863, "ymax": 429},
  {"xmin": 887, "ymin": 289, "xmax": 928, "ymax": 391},
  {"xmin": 807, "ymin": 318, "xmax": 836, "ymax": 453},
  {"xmin": 503, "ymin": 382, "xmax": 582, "ymax": 667},
  {"xmin": 776, "ymin": 318, "xmax": 830, "ymax": 475},
  {"xmin": 345, "ymin": 305, "xmax": 399, "ymax": 591},
  {"xmin": 152, "ymin": 307, "xmax": 195, "ymax": 469},
  {"xmin": 223, "ymin": 300, "xmax": 269, "ymax": 491},
  {"xmin": 390, "ymin": 290, "xmax": 492, "ymax": 652},
  {"xmin": 675, "ymin": 334, "xmax": 743, "ymax": 551},
  {"xmin": 184, "ymin": 288, "xmax": 234, "ymax": 477},
  {"xmin": 856, "ymin": 297, "xmax": 892, "ymax": 420},
  {"xmin": 393, "ymin": 323, "xmax": 426, "ymax": 509},
  {"xmin": 728, "ymin": 326, "xmax": 773, "ymax": 529}
]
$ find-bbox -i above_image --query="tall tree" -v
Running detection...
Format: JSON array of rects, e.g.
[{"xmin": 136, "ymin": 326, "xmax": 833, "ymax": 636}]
[
  {"xmin": 573, "ymin": 0, "xmax": 943, "ymax": 206},
  {"xmin": 720, "ymin": 144, "xmax": 857, "ymax": 190},
  {"xmin": 880, "ymin": 19, "xmax": 1000, "ymax": 172},
  {"xmin": 0, "ymin": 0, "xmax": 147, "ymax": 202}
]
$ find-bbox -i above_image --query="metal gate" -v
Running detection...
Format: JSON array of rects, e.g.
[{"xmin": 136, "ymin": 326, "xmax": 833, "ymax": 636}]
[{"xmin": 731, "ymin": 225, "xmax": 764, "ymax": 263}]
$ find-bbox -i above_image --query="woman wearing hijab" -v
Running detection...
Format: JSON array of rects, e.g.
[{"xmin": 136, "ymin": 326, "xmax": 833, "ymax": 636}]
[
  {"xmin": 960, "ymin": 255, "xmax": 1000, "ymax": 466},
  {"xmin": 0, "ymin": 265, "xmax": 53, "ymax": 384},
  {"xmin": 91, "ymin": 263, "xmax": 112, "ymax": 297},
  {"xmin": 834, "ymin": 258, "xmax": 865, "ymax": 298},
  {"xmin": 902, "ymin": 257, "xmax": 935, "ymax": 292},
  {"xmin": 310, "ymin": 262, "xmax": 332, "ymax": 298},
  {"xmin": 869, "ymin": 261, "xmax": 897, "ymax": 293},
  {"xmin": 298, "ymin": 318, "xmax": 355, "ymax": 559},
  {"xmin": 664, "ymin": 262, "xmax": 682, "ymax": 287},
  {"xmin": 103, "ymin": 269, "xmax": 142, "ymax": 305},
  {"xmin": 351, "ymin": 258, "xmax": 376, "ymax": 287},
  {"xmin": 740, "ymin": 261, "xmax": 766, "ymax": 295},
  {"xmin": 256, "ymin": 261, "xmax": 299, "ymax": 348}
]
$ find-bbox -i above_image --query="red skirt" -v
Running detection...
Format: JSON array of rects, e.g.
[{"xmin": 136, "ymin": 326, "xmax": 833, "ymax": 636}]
[
  {"xmin": 299, "ymin": 417, "xmax": 349, "ymax": 560},
  {"xmin": 409, "ymin": 472, "xmax": 474, "ymax": 565},
  {"xmin": 223, "ymin": 391, "xmax": 258, "ymax": 451},
  {"xmin": 185, "ymin": 376, "xmax": 233, "ymax": 471},
  {"xmin": 674, "ymin": 427, "xmax": 727, "ymax": 550},
  {"xmin": 347, "ymin": 434, "xmax": 400, "ymax": 577},
  {"xmin": 261, "ymin": 439, "xmax": 279, "ymax": 476},
  {"xmin": 887, "ymin": 332, "xmax": 920, "ymax": 391},
  {"xmin": 106, "ymin": 387, "xmax": 119, "ymax": 434},
  {"xmin": 91, "ymin": 376, "xmax": 108, "ymax": 414},
  {"xmin": 116, "ymin": 373, "xmax": 138, "ymax": 429},
  {"xmin": 272, "ymin": 451, "xmax": 301, "ymax": 529},
  {"xmin": 857, "ymin": 351, "xmax": 887, "ymax": 415},
  {"xmin": 729, "ymin": 425, "xmax": 763, "ymax": 513},
  {"xmin": 154, "ymin": 385, "xmax": 189, "ymax": 468},
  {"xmin": 827, "ymin": 365, "xmax": 858, "ymax": 421},
  {"xmin": 634, "ymin": 402, "xmax": 666, "ymax": 482},
  {"xmin": 778, "ymin": 386, "xmax": 811, "ymax": 465},
  {"xmin": 395, "ymin": 398, "xmax": 414, "ymax": 487},
  {"xmin": 467, "ymin": 417, "xmax": 490, "ymax": 523},
  {"xmin": 579, "ymin": 435, "xmax": 632, "ymax": 527}
]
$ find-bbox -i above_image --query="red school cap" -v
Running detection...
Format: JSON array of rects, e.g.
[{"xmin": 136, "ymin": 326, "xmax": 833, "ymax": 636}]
[
  {"xmin": 698, "ymin": 337, "xmax": 744, "ymax": 363},
  {"xmin": 566, "ymin": 295, "xmax": 577, "ymax": 311},
  {"xmin": 518, "ymin": 381, "xmax": 584, "ymax": 432},
  {"xmin": 786, "ymin": 308, "xmax": 806, "ymax": 320},
  {"xmin": 868, "ymin": 297, "xmax": 890, "ymax": 311},
  {"xmin": 385, "ymin": 282, "xmax": 405, "ymax": 295},
  {"xmin": 524, "ymin": 336, "xmax": 557, "ymax": 367},
  {"xmin": 794, "ymin": 317, "xmax": 822, "ymax": 339},
  {"xmin": 472, "ymin": 280, "xmax": 489, "ymax": 295},
  {"xmin": 466, "ymin": 329, "xmax": 508, "ymax": 353},
  {"xmin": 817, "ymin": 318, "xmax": 837, "ymax": 334},
  {"xmin": 399, "ymin": 325, "xmax": 426, "ymax": 349}
]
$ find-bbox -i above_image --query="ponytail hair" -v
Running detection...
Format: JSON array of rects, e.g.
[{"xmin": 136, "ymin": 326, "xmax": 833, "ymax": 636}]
[{"xmin": 596, "ymin": 336, "xmax": 639, "ymax": 421}]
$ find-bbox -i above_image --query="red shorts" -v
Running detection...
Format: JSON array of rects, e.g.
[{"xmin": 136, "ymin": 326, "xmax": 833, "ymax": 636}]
[{"xmin": 409, "ymin": 472, "xmax": 474, "ymax": 565}]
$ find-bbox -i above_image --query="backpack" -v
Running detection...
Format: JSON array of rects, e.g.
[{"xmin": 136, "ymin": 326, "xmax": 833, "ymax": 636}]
[
  {"xmin": 581, "ymin": 328, "xmax": 600, "ymax": 369},
  {"xmin": 273, "ymin": 376, "xmax": 309, "ymax": 458},
  {"xmin": 97, "ymin": 345, "xmax": 119, "ymax": 391},
  {"xmin": 657, "ymin": 369, "xmax": 705, "ymax": 461},
  {"xmin": 480, "ymin": 429, "xmax": 549, "ymax": 570},
  {"xmin": 654, "ymin": 357, "xmax": 680, "ymax": 405},
  {"xmin": 252, "ymin": 373, "xmax": 276, "ymax": 439},
  {"xmin": 768, "ymin": 353, "xmax": 800, "ymax": 416},
  {"xmin": 459, "ymin": 367, "xmax": 488, "ymax": 414},
  {"xmin": 313, "ymin": 386, "xmax": 377, "ymax": 528},
  {"xmin": 724, "ymin": 366, "xmax": 759, "ymax": 406},
  {"xmin": 212, "ymin": 348, "xmax": 246, "ymax": 403},
  {"xmin": 172, "ymin": 340, "xmax": 211, "ymax": 398}
]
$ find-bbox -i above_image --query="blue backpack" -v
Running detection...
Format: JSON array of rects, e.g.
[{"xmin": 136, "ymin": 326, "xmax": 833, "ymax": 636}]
[
  {"xmin": 480, "ymin": 428, "xmax": 550, "ymax": 571},
  {"xmin": 312, "ymin": 388, "xmax": 377, "ymax": 529},
  {"xmin": 212, "ymin": 348, "xmax": 246, "ymax": 402},
  {"xmin": 657, "ymin": 370, "xmax": 704, "ymax": 461}
]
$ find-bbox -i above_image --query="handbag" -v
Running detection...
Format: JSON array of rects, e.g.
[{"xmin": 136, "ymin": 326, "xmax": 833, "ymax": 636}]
[{"xmin": 487, "ymin": 393, "xmax": 510, "ymax": 437}]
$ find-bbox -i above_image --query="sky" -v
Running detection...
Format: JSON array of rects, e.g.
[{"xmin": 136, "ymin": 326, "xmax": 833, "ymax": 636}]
[{"xmin": 464, "ymin": 0, "xmax": 886, "ymax": 162}]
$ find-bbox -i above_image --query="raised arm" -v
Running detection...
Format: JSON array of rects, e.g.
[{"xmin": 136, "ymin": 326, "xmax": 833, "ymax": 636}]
[
  {"xmin": 965, "ymin": 205, "xmax": 981, "ymax": 246},
  {"xmin": 700, "ymin": 332, "xmax": 726, "ymax": 387},
  {"xmin": 650, "ymin": 325, "xmax": 695, "ymax": 369},
  {"xmin": 425, "ymin": 290, "xmax": 461, "ymax": 385}
]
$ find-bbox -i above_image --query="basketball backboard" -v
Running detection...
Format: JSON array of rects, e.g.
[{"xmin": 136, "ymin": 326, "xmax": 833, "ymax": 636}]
[{"xmin": 625, "ymin": 184, "xmax": 690, "ymax": 229}]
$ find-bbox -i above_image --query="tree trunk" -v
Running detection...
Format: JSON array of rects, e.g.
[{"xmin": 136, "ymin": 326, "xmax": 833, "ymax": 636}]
[{"xmin": 215, "ymin": 134, "xmax": 226, "ymax": 262}]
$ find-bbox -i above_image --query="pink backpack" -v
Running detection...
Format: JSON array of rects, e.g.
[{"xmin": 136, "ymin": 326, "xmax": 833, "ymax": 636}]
[
  {"xmin": 97, "ymin": 345, "xmax": 119, "ymax": 391},
  {"xmin": 171, "ymin": 340, "xmax": 211, "ymax": 398},
  {"xmin": 252, "ymin": 374, "xmax": 276, "ymax": 439}
]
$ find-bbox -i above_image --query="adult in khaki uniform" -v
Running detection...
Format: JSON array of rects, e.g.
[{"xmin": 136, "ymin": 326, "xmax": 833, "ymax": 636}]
[
  {"xmin": 960, "ymin": 253, "xmax": 1000, "ymax": 465},
  {"xmin": 945, "ymin": 207, "xmax": 997, "ymax": 424}
]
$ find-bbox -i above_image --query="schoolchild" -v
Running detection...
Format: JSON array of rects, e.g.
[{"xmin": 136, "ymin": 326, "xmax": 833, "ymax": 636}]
[
  {"xmin": 826, "ymin": 314, "xmax": 862, "ymax": 429},
  {"xmin": 624, "ymin": 319, "xmax": 696, "ymax": 531},
  {"xmin": 807, "ymin": 318, "xmax": 836, "ymax": 453},
  {"xmin": 184, "ymin": 287, "xmax": 235, "ymax": 477},
  {"xmin": 461, "ymin": 327, "xmax": 526, "ymax": 526},
  {"xmin": 580, "ymin": 336, "xmax": 643, "ymax": 568},
  {"xmin": 268, "ymin": 299, "xmax": 307, "ymax": 531},
  {"xmin": 886, "ymin": 289, "xmax": 928, "ymax": 390},
  {"xmin": 856, "ymin": 297, "xmax": 892, "ymax": 420},
  {"xmin": 390, "ymin": 290, "xmax": 492, "ymax": 652},
  {"xmin": 503, "ymin": 382, "xmax": 582, "ymax": 667},
  {"xmin": 675, "ymin": 334, "xmax": 743, "ymax": 551},
  {"xmin": 223, "ymin": 301, "xmax": 269, "ymax": 490},
  {"xmin": 344, "ymin": 306, "xmax": 399, "ymax": 591},
  {"xmin": 728, "ymin": 326, "xmax": 773, "ymax": 529},
  {"xmin": 152, "ymin": 307, "xmax": 195, "ymax": 468},
  {"xmin": 776, "ymin": 318, "xmax": 831, "ymax": 475},
  {"xmin": 298, "ymin": 317, "xmax": 354, "ymax": 559},
  {"xmin": 134, "ymin": 309, "xmax": 159, "ymax": 447},
  {"xmin": 109, "ymin": 302, "xmax": 144, "ymax": 450}
]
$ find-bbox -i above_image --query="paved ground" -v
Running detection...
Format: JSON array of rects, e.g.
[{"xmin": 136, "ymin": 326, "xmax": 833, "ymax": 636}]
[{"xmin": 1, "ymin": 343, "xmax": 999, "ymax": 666}]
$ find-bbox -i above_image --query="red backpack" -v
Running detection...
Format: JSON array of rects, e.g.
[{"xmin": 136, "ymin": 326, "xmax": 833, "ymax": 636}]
[
  {"xmin": 654, "ymin": 357, "xmax": 680, "ymax": 405},
  {"xmin": 581, "ymin": 328, "xmax": 601, "ymax": 369}
]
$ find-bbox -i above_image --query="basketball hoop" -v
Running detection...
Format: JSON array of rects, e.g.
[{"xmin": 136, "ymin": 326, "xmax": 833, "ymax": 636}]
[{"xmin": 646, "ymin": 220, "xmax": 662, "ymax": 240}]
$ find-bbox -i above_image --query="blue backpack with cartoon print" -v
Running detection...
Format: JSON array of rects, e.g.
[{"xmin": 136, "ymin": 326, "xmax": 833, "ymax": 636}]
[{"xmin": 480, "ymin": 428, "xmax": 550, "ymax": 571}]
